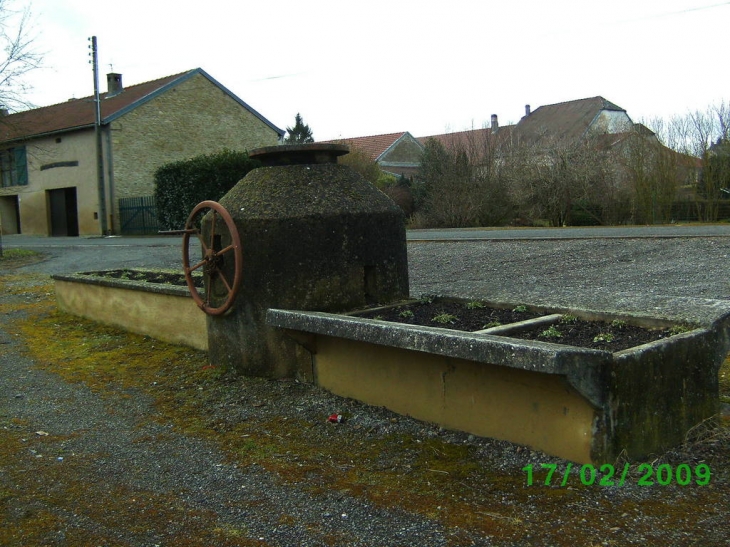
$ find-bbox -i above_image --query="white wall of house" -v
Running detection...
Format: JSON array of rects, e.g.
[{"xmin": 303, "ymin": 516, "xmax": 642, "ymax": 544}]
[
  {"xmin": 2, "ymin": 130, "xmax": 102, "ymax": 236},
  {"xmin": 589, "ymin": 110, "xmax": 633, "ymax": 134}
]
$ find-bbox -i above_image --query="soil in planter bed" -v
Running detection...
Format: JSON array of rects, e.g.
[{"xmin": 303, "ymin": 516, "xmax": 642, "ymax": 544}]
[
  {"xmin": 356, "ymin": 300, "xmax": 545, "ymax": 332},
  {"xmin": 355, "ymin": 300, "xmax": 680, "ymax": 351},
  {"xmin": 83, "ymin": 269, "xmax": 204, "ymax": 288},
  {"xmin": 511, "ymin": 318, "xmax": 675, "ymax": 351}
]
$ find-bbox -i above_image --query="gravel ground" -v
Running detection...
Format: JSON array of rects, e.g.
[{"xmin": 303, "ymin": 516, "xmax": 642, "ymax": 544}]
[
  {"xmin": 407, "ymin": 237, "xmax": 730, "ymax": 316},
  {"xmin": 1, "ymin": 235, "xmax": 729, "ymax": 546}
]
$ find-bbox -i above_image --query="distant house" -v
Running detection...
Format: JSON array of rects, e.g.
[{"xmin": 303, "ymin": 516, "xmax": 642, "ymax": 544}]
[
  {"xmin": 420, "ymin": 97, "xmax": 634, "ymax": 152},
  {"xmin": 0, "ymin": 68, "xmax": 284, "ymax": 236},
  {"xmin": 420, "ymin": 96, "xmax": 702, "ymax": 181},
  {"xmin": 514, "ymin": 97, "xmax": 633, "ymax": 143},
  {"xmin": 321, "ymin": 131, "xmax": 424, "ymax": 179}
]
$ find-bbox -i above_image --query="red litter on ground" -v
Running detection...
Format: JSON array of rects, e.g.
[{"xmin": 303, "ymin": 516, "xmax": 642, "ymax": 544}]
[{"xmin": 327, "ymin": 413, "xmax": 344, "ymax": 423}]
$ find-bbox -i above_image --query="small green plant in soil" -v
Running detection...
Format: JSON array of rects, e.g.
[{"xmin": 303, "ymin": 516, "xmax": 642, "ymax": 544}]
[
  {"xmin": 560, "ymin": 314, "xmax": 578, "ymax": 324},
  {"xmin": 611, "ymin": 319, "xmax": 627, "ymax": 329},
  {"xmin": 539, "ymin": 325, "xmax": 562, "ymax": 339},
  {"xmin": 669, "ymin": 324, "xmax": 693, "ymax": 336},
  {"xmin": 593, "ymin": 332, "xmax": 614, "ymax": 343},
  {"xmin": 399, "ymin": 309, "xmax": 415, "ymax": 319},
  {"xmin": 418, "ymin": 294, "xmax": 437, "ymax": 305},
  {"xmin": 513, "ymin": 305, "xmax": 528, "ymax": 313},
  {"xmin": 466, "ymin": 301, "xmax": 485, "ymax": 310},
  {"xmin": 432, "ymin": 313, "xmax": 458, "ymax": 325}
]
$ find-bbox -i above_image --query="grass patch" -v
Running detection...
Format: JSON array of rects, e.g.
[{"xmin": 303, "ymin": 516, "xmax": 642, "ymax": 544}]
[{"xmin": 0, "ymin": 248, "xmax": 43, "ymax": 268}]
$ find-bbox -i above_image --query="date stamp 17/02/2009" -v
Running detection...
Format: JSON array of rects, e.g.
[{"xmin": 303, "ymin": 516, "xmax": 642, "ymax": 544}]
[{"xmin": 522, "ymin": 463, "xmax": 711, "ymax": 487}]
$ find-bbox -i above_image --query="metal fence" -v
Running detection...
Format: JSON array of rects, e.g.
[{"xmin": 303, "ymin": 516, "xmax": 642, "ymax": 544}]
[{"xmin": 119, "ymin": 196, "xmax": 159, "ymax": 235}]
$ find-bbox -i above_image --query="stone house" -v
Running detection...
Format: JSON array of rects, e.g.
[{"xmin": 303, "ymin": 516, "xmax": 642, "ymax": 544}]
[{"xmin": 0, "ymin": 68, "xmax": 284, "ymax": 236}]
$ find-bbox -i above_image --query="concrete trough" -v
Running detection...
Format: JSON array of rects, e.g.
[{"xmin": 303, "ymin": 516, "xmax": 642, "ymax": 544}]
[
  {"xmin": 268, "ymin": 302, "xmax": 730, "ymax": 464},
  {"xmin": 52, "ymin": 271, "xmax": 207, "ymax": 351}
]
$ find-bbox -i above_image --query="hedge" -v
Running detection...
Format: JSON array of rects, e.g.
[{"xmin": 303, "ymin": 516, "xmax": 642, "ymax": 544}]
[{"xmin": 154, "ymin": 149, "xmax": 260, "ymax": 230}]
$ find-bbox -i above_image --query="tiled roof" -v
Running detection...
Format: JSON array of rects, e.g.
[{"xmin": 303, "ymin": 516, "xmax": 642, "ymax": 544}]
[
  {"xmin": 0, "ymin": 68, "xmax": 284, "ymax": 144},
  {"xmin": 320, "ymin": 132, "xmax": 409, "ymax": 161},
  {"xmin": 0, "ymin": 71, "xmax": 189, "ymax": 143},
  {"xmin": 516, "ymin": 96, "xmax": 626, "ymax": 142},
  {"xmin": 419, "ymin": 126, "xmax": 515, "ymax": 147},
  {"xmin": 322, "ymin": 96, "xmax": 631, "ymax": 161},
  {"xmin": 418, "ymin": 126, "xmax": 518, "ymax": 162}
]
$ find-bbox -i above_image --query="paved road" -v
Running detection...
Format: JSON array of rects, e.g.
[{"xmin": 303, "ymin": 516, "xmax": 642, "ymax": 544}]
[
  {"xmin": 408, "ymin": 224, "xmax": 730, "ymax": 240},
  {"xmin": 3, "ymin": 228, "xmax": 730, "ymax": 325},
  {"xmin": 1, "ymin": 234, "xmax": 186, "ymax": 275}
]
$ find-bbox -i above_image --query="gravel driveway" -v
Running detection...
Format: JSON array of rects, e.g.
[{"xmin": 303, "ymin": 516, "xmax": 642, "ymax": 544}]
[{"xmin": 1, "ymin": 232, "xmax": 729, "ymax": 546}]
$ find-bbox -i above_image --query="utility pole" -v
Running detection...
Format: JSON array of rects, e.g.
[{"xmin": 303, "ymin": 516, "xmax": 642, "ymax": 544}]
[{"xmin": 88, "ymin": 36, "xmax": 108, "ymax": 235}]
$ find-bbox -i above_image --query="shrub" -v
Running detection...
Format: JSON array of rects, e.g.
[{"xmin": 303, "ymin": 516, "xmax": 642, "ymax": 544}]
[{"xmin": 154, "ymin": 149, "xmax": 260, "ymax": 230}]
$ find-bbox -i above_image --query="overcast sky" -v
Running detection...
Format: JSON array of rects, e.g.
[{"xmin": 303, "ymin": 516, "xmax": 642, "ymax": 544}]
[{"xmin": 19, "ymin": 0, "xmax": 730, "ymax": 141}]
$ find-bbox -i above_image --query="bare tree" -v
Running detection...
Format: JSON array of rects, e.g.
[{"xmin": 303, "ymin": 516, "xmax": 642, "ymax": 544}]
[
  {"xmin": 503, "ymin": 133, "xmax": 622, "ymax": 227},
  {"xmin": 0, "ymin": 0, "xmax": 41, "ymax": 112},
  {"xmin": 683, "ymin": 103, "xmax": 730, "ymax": 220},
  {"xmin": 417, "ymin": 130, "xmax": 514, "ymax": 228}
]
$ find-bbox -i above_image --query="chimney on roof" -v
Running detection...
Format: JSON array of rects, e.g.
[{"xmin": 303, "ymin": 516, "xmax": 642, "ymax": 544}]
[
  {"xmin": 491, "ymin": 114, "xmax": 498, "ymax": 132},
  {"xmin": 106, "ymin": 73, "xmax": 123, "ymax": 96},
  {"xmin": 525, "ymin": 104, "xmax": 531, "ymax": 117}
]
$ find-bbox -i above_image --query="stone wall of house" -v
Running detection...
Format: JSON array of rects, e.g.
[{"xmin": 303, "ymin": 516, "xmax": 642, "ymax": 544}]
[{"xmin": 110, "ymin": 72, "xmax": 281, "ymax": 232}]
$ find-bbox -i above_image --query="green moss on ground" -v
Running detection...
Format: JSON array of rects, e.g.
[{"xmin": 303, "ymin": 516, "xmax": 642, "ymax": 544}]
[
  {"xmin": 0, "ymin": 248, "xmax": 43, "ymax": 269},
  {"xmin": 2, "ymin": 275, "xmax": 729, "ymax": 546}
]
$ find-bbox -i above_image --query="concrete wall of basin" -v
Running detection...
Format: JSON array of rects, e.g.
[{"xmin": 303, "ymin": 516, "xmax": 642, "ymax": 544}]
[{"xmin": 53, "ymin": 274, "xmax": 207, "ymax": 351}]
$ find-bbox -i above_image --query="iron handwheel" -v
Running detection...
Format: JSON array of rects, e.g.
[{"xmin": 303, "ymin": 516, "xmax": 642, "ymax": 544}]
[{"xmin": 182, "ymin": 200, "xmax": 243, "ymax": 316}]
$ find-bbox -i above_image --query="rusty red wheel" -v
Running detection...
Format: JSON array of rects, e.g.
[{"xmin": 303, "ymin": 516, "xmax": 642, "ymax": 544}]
[{"xmin": 182, "ymin": 200, "xmax": 242, "ymax": 316}]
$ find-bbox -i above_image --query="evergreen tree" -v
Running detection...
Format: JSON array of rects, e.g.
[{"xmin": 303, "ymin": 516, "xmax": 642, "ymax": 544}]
[{"xmin": 284, "ymin": 113, "xmax": 314, "ymax": 144}]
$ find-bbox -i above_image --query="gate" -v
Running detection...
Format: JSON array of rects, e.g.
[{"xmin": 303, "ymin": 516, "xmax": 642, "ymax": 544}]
[{"xmin": 119, "ymin": 196, "xmax": 159, "ymax": 235}]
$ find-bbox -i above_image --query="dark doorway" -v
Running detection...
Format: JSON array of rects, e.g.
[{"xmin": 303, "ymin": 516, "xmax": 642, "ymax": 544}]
[
  {"xmin": 0, "ymin": 195, "xmax": 20, "ymax": 234},
  {"xmin": 48, "ymin": 187, "xmax": 79, "ymax": 236}
]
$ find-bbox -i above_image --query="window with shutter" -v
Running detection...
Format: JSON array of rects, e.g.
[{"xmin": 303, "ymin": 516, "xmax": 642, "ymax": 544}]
[{"xmin": 0, "ymin": 147, "xmax": 28, "ymax": 187}]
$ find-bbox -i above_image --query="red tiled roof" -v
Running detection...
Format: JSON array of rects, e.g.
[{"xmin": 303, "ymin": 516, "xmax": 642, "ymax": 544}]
[
  {"xmin": 0, "ymin": 68, "xmax": 285, "ymax": 144},
  {"xmin": 320, "ymin": 132, "xmax": 408, "ymax": 161},
  {"xmin": 419, "ymin": 126, "xmax": 517, "ymax": 156},
  {"xmin": 0, "ymin": 71, "xmax": 190, "ymax": 143}
]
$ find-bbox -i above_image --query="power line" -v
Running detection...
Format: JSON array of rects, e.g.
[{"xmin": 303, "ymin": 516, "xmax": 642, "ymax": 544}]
[{"xmin": 613, "ymin": 2, "xmax": 730, "ymax": 26}]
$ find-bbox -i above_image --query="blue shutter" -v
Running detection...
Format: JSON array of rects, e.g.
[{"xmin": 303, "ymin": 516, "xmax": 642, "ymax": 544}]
[{"xmin": 14, "ymin": 147, "xmax": 28, "ymax": 186}]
